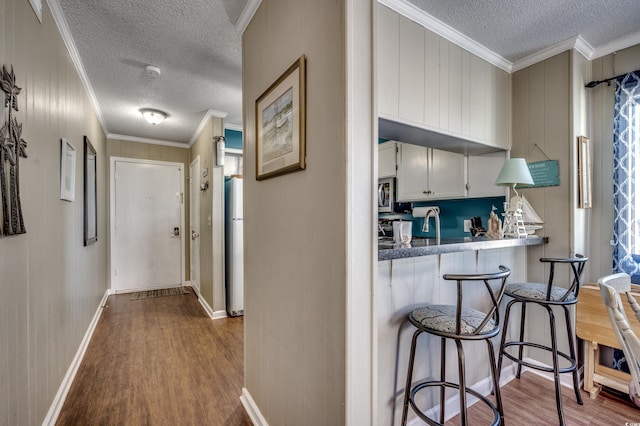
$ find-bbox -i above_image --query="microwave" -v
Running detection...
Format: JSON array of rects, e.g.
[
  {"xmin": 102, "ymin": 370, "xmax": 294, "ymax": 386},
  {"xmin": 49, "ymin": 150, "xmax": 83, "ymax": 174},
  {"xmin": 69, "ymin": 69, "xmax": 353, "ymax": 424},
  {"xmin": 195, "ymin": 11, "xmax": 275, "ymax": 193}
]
[{"xmin": 378, "ymin": 177, "xmax": 395, "ymax": 213}]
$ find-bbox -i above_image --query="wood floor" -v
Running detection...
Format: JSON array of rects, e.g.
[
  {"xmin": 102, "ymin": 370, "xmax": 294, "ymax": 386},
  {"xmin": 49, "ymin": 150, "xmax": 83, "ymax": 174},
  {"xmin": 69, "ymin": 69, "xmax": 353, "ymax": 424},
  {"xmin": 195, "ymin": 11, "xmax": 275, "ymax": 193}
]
[
  {"xmin": 56, "ymin": 289, "xmax": 640, "ymax": 425},
  {"xmin": 447, "ymin": 371, "xmax": 640, "ymax": 425},
  {"xmin": 56, "ymin": 288, "xmax": 252, "ymax": 426}
]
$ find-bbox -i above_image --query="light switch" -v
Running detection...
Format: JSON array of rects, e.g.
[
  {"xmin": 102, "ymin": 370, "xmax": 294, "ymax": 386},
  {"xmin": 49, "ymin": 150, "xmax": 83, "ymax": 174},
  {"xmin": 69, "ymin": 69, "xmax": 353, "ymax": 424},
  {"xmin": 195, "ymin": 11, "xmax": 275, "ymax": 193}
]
[{"xmin": 208, "ymin": 216, "xmax": 212, "ymax": 226}]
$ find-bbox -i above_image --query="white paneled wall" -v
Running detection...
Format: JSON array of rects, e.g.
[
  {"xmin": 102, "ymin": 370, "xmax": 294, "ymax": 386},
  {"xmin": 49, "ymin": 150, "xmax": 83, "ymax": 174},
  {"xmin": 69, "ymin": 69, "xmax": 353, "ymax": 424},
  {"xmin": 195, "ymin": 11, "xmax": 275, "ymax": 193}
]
[{"xmin": 376, "ymin": 247, "xmax": 527, "ymax": 425}]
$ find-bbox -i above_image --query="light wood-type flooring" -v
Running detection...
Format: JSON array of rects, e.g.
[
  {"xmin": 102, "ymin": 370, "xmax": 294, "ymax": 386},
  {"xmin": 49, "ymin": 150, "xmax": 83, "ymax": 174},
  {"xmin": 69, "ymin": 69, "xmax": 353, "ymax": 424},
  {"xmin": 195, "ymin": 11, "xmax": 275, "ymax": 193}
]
[
  {"xmin": 56, "ymin": 289, "xmax": 251, "ymax": 426},
  {"xmin": 56, "ymin": 288, "xmax": 640, "ymax": 425}
]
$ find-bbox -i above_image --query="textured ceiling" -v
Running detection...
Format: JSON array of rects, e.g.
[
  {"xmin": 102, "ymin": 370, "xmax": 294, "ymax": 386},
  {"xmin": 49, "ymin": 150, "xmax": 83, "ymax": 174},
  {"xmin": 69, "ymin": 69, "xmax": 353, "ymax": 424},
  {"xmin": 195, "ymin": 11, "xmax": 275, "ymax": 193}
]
[
  {"xmin": 58, "ymin": 0, "xmax": 246, "ymax": 144},
  {"xmin": 406, "ymin": 0, "xmax": 640, "ymax": 62},
  {"xmin": 56, "ymin": 0, "xmax": 640, "ymax": 145}
]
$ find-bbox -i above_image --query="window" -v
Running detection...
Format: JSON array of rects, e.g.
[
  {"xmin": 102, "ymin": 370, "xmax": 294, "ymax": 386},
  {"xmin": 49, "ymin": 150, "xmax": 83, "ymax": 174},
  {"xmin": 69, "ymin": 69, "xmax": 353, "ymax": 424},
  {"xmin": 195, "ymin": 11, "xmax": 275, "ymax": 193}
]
[{"xmin": 613, "ymin": 71, "xmax": 640, "ymax": 282}]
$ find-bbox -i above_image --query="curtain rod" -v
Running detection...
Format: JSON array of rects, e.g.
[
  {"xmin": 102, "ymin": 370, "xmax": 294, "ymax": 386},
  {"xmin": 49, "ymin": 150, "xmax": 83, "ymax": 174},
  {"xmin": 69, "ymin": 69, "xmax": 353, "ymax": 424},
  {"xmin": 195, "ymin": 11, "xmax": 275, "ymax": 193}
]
[{"xmin": 585, "ymin": 69, "xmax": 640, "ymax": 89}]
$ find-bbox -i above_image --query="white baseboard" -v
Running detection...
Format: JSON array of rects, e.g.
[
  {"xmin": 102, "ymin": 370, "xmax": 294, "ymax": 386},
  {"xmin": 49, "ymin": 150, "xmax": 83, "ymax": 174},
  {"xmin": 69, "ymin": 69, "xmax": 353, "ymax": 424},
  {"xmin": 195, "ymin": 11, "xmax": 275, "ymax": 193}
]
[
  {"xmin": 240, "ymin": 387, "xmax": 269, "ymax": 426},
  {"xmin": 192, "ymin": 285, "xmax": 228, "ymax": 320},
  {"xmin": 42, "ymin": 289, "xmax": 110, "ymax": 426}
]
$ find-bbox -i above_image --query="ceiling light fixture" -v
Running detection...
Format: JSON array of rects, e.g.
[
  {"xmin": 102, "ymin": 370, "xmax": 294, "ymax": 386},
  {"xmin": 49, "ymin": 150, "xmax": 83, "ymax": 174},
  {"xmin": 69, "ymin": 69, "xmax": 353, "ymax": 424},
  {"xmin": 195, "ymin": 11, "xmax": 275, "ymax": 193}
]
[{"xmin": 140, "ymin": 108, "xmax": 167, "ymax": 125}]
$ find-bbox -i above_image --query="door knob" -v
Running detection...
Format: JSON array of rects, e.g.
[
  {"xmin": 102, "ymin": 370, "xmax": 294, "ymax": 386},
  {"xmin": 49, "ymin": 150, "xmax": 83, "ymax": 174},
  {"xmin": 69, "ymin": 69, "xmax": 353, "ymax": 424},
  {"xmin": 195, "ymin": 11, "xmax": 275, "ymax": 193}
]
[{"xmin": 191, "ymin": 230, "xmax": 200, "ymax": 240}]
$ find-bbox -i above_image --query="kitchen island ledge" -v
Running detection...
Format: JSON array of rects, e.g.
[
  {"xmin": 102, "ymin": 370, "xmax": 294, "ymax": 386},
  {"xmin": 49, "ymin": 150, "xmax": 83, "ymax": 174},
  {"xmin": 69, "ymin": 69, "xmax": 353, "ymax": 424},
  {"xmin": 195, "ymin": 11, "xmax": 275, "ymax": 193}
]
[{"xmin": 378, "ymin": 235, "xmax": 547, "ymax": 260}]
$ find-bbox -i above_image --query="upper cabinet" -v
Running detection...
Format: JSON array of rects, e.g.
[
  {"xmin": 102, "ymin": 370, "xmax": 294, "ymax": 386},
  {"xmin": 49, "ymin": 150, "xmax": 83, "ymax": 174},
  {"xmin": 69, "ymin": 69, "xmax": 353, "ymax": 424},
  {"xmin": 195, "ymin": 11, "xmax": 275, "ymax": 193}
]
[
  {"xmin": 378, "ymin": 141, "xmax": 397, "ymax": 178},
  {"xmin": 396, "ymin": 142, "xmax": 467, "ymax": 201},
  {"xmin": 467, "ymin": 151, "xmax": 507, "ymax": 198},
  {"xmin": 377, "ymin": 4, "xmax": 510, "ymax": 151}
]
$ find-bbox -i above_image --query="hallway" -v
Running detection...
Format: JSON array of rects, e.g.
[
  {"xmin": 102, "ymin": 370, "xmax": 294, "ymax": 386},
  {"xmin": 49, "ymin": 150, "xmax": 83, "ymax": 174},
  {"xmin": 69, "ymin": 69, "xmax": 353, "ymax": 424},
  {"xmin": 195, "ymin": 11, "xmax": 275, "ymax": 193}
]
[{"xmin": 56, "ymin": 289, "xmax": 251, "ymax": 426}]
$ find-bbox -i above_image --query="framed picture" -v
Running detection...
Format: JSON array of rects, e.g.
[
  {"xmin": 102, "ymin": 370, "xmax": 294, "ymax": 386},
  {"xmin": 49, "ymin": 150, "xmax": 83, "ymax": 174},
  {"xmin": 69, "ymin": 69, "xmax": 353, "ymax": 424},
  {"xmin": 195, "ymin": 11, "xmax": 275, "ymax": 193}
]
[
  {"xmin": 255, "ymin": 55, "xmax": 306, "ymax": 180},
  {"xmin": 84, "ymin": 136, "xmax": 98, "ymax": 245},
  {"xmin": 60, "ymin": 138, "xmax": 76, "ymax": 201},
  {"xmin": 578, "ymin": 136, "xmax": 592, "ymax": 208}
]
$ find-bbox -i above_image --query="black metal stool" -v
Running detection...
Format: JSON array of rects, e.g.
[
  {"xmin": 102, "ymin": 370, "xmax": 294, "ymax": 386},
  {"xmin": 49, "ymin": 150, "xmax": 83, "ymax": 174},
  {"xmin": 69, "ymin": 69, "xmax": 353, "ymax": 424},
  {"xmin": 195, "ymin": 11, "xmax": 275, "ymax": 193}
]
[
  {"xmin": 497, "ymin": 255, "xmax": 588, "ymax": 426},
  {"xmin": 401, "ymin": 266, "xmax": 511, "ymax": 426}
]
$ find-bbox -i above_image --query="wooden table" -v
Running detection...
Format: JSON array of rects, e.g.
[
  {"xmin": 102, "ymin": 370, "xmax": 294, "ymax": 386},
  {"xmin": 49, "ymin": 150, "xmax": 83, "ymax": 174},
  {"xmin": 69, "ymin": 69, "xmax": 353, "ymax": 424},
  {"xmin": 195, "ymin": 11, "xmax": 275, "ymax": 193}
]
[{"xmin": 576, "ymin": 284, "xmax": 640, "ymax": 398}]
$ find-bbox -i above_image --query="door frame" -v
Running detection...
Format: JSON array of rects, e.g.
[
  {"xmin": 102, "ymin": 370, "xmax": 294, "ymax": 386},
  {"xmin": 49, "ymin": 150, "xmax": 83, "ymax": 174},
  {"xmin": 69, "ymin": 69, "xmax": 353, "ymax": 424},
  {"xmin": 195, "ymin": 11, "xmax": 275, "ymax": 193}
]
[
  {"xmin": 189, "ymin": 156, "xmax": 201, "ymax": 292},
  {"xmin": 109, "ymin": 156, "xmax": 186, "ymax": 292}
]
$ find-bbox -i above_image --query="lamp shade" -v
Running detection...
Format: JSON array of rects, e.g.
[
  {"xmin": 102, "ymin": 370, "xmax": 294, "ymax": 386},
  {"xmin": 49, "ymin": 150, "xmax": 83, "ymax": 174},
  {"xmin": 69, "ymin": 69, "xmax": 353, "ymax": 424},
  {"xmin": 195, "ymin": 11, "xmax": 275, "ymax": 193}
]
[{"xmin": 495, "ymin": 158, "xmax": 534, "ymax": 186}]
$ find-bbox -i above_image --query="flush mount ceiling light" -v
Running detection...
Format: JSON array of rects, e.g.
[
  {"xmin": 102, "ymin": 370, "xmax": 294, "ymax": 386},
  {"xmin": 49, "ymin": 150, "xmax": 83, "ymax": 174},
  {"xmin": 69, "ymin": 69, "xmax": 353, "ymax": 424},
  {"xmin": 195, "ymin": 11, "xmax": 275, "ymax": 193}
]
[{"xmin": 140, "ymin": 108, "xmax": 167, "ymax": 125}]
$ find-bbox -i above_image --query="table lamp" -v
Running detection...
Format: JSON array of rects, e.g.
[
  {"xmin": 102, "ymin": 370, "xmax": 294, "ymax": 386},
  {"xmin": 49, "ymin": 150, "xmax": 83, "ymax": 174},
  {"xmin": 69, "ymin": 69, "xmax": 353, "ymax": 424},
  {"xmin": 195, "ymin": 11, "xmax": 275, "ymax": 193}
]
[{"xmin": 495, "ymin": 158, "xmax": 534, "ymax": 238}]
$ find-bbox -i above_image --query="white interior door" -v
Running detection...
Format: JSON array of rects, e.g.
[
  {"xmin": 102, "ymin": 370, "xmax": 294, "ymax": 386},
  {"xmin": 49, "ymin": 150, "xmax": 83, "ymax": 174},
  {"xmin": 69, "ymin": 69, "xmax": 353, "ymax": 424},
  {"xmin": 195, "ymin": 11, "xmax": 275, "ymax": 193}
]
[
  {"xmin": 189, "ymin": 157, "xmax": 201, "ymax": 292},
  {"xmin": 111, "ymin": 158, "xmax": 184, "ymax": 292}
]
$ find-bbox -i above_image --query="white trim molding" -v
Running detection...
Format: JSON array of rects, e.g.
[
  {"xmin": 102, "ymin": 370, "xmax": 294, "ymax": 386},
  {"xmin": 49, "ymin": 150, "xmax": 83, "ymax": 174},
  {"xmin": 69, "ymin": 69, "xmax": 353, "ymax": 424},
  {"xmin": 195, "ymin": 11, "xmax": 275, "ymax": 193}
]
[
  {"xmin": 592, "ymin": 32, "xmax": 640, "ymax": 60},
  {"xmin": 189, "ymin": 109, "xmax": 229, "ymax": 147},
  {"xmin": 236, "ymin": 0, "xmax": 262, "ymax": 34},
  {"xmin": 378, "ymin": 0, "xmax": 640, "ymax": 74},
  {"xmin": 378, "ymin": 0, "xmax": 512, "ymax": 72},
  {"xmin": 240, "ymin": 388, "xmax": 269, "ymax": 426},
  {"xmin": 191, "ymin": 285, "xmax": 228, "ymax": 320},
  {"xmin": 42, "ymin": 290, "xmax": 110, "ymax": 426},
  {"xmin": 47, "ymin": 0, "xmax": 108, "ymax": 135},
  {"xmin": 224, "ymin": 122, "xmax": 244, "ymax": 132},
  {"xmin": 107, "ymin": 133, "xmax": 188, "ymax": 148}
]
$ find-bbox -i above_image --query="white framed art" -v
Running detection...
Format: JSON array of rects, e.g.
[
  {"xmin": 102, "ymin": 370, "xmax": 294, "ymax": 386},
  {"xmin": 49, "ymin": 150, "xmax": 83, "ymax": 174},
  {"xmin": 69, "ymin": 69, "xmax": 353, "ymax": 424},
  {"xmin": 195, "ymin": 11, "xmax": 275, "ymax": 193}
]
[{"xmin": 60, "ymin": 138, "xmax": 76, "ymax": 201}]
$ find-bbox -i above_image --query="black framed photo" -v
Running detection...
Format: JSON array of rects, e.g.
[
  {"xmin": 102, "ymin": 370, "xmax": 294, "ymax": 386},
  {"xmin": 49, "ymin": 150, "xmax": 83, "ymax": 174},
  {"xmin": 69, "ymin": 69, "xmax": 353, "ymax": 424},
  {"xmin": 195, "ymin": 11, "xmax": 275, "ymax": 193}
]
[{"xmin": 84, "ymin": 136, "xmax": 97, "ymax": 245}]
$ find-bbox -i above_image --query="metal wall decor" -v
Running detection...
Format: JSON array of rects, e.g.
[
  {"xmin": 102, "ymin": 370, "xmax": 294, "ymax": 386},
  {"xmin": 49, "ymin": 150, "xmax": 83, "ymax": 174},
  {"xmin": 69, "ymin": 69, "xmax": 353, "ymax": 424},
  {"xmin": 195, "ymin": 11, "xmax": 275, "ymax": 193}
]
[{"xmin": 0, "ymin": 65, "xmax": 28, "ymax": 236}]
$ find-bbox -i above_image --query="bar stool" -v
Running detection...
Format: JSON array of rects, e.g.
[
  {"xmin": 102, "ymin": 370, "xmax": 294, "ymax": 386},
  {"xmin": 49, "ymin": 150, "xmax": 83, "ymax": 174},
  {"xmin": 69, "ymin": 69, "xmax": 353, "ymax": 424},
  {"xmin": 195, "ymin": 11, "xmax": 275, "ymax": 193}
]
[
  {"xmin": 401, "ymin": 266, "xmax": 511, "ymax": 426},
  {"xmin": 497, "ymin": 255, "xmax": 588, "ymax": 426}
]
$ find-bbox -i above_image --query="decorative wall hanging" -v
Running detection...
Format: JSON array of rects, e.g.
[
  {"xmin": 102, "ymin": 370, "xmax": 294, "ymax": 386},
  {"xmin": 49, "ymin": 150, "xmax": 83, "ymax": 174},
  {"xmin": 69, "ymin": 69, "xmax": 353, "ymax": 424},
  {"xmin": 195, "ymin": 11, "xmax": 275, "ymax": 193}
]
[
  {"xmin": 84, "ymin": 136, "xmax": 97, "ymax": 246},
  {"xmin": 0, "ymin": 65, "xmax": 28, "ymax": 236},
  {"xmin": 516, "ymin": 144, "xmax": 560, "ymax": 189},
  {"xmin": 60, "ymin": 138, "xmax": 76, "ymax": 201},
  {"xmin": 255, "ymin": 55, "xmax": 306, "ymax": 180},
  {"xmin": 578, "ymin": 136, "xmax": 592, "ymax": 208}
]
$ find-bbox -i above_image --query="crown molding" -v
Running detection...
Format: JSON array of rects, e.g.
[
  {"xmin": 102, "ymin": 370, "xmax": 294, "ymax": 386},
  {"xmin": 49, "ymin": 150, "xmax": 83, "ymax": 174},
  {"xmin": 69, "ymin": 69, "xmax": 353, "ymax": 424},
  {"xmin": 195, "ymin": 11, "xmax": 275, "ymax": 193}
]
[
  {"xmin": 188, "ymin": 109, "xmax": 229, "ymax": 147},
  {"xmin": 378, "ymin": 0, "xmax": 512, "ymax": 72},
  {"xmin": 511, "ymin": 36, "xmax": 588, "ymax": 72},
  {"xmin": 47, "ymin": 0, "xmax": 108, "ymax": 135},
  {"xmin": 236, "ymin": 0, "xmax": 262, "ymax": 34},
  {"xmin": 591, "ymin": 32, "xmax": 640, "ymax": 60},
  {"xmin": 107, "ymin": 134, "xmax": 188, "ymax": 149},
  {"xmin": 224, "ymin": 123, "xmax": 243, "ymax": 132}
]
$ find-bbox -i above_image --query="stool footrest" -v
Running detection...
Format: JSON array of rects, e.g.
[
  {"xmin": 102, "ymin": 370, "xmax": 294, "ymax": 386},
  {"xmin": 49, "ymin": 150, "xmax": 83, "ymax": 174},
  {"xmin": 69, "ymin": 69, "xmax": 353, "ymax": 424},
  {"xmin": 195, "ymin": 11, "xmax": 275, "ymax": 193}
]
[
  {"xmin": 502, "ymin": 341, "xmax": 578, "ymax": 373},
  {"xmin": 408, "ymin": 380, "xmax": 500, "ymax": 426}
]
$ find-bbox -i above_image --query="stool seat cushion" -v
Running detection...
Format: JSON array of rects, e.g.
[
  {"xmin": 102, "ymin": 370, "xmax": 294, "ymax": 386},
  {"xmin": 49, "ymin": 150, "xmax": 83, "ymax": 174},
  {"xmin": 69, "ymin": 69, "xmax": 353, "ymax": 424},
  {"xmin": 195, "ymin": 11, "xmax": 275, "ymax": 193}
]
[
  {"xmin": 411, "ymin": 305, "xmax": 495, "ymax": 335},
  {"xmin": 505, "ymin": 282, "xmax": 575, "ymax": 302}
]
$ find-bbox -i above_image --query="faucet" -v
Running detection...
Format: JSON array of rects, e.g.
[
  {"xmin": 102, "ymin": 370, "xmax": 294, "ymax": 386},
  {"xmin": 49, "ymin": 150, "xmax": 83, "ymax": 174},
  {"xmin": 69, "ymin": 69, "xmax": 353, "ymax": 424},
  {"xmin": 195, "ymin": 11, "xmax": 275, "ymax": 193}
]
[{"xmin": 422, "ymin": 207, "xmax": 440, "ymax": 243}]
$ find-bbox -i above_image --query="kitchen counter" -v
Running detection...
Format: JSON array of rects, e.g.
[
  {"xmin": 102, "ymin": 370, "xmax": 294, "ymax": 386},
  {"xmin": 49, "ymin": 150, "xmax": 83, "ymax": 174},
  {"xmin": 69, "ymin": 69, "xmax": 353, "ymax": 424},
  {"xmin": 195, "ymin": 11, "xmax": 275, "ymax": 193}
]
[{"xmin": 378, "ymin": 235, "xmax": 547, "ymax": 260}]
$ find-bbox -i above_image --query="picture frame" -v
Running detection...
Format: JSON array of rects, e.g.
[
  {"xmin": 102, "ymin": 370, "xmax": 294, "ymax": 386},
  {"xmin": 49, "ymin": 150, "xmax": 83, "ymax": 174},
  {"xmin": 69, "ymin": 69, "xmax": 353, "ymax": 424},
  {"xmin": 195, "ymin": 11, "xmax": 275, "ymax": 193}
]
[
  {"xmin": 60, "ymin": 138, "xmax": 76, "ymax": 202},
  {"xmin": 255, "ymin": 55, "xmax": 306, "ymax": 180},
  {"xmin": 578, "ymin": 136, "xmax": 592, "ymax": 208},
  {"xmin": 84, "ymin": 136, "xmax": 98, "ymax": 245}
]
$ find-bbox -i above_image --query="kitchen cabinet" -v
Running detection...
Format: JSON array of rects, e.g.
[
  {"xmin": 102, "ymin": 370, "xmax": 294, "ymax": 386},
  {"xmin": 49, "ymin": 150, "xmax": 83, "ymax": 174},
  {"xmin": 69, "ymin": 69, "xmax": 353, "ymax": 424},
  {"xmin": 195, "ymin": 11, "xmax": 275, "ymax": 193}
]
[
  {"xmin": 377, "ymin": 4, "xmax": 399, "ymax": 117},
  {"xmin": 467, "ymin": 151, "xmax": 507, "ymax": 198},
  {"xmin": 377, "ymin": 4, "xmax": 510, "ymax": 151},
  {"xmin": 378, "ymin": 141, "xmax": 397, "ymax": 178},
  {"xmin": 396, "ymin": 142, "xmax": 467, "ymax": 201}
]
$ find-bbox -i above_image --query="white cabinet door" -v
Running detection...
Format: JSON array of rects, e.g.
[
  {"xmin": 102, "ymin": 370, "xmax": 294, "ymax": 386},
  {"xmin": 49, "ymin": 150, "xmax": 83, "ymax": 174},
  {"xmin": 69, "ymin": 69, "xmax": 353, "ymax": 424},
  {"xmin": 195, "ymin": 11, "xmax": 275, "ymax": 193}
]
[
  {"xmin": 399, "ymin": 16, "xmax": 425, "ymax": 124},
  {"xmin": 396, "ymin": 143, "xmax": 467, "ymax": 201},
  {"xmin": 396, "ymin": 143, "xmax": 429, "ymax": 201},
  {"xmin": 467, "ymin": 151, "xmax": 508, "ymax": 198},
  {"xmin": 378, "ymin": 141, "xmax": 397, "ymax": 178},
  {"xmin": 377, "ymin": 5, "xmax": 399, "ymax": 117},
  {"xmin": 430, "ymin": 148, "xmax": 467, "ymax": 199}
]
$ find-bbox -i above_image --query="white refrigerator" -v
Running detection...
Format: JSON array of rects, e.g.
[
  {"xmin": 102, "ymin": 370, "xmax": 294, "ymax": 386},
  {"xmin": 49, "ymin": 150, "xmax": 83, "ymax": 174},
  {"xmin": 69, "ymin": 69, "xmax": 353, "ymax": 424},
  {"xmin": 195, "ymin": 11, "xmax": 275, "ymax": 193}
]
[{"xmin": 225, "ymin": 176, "xmax": 244, "ymax": 316}]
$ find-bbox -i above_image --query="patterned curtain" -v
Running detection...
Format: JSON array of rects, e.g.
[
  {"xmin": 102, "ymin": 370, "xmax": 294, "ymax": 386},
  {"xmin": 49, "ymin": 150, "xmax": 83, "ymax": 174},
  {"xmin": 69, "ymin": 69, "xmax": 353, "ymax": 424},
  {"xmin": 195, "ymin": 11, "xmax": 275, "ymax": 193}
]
[{"xmin": 613, "ymin": 70, "xmax": 640, "ymax": 282}]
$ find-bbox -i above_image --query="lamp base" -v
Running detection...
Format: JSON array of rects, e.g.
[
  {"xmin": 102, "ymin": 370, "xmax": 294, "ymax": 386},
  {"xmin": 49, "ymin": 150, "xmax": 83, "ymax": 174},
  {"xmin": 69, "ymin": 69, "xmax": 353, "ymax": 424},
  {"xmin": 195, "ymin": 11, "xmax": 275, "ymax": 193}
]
[{"xmin": 502, "ymin": 201, "xmax": 527, "ymax": 238}]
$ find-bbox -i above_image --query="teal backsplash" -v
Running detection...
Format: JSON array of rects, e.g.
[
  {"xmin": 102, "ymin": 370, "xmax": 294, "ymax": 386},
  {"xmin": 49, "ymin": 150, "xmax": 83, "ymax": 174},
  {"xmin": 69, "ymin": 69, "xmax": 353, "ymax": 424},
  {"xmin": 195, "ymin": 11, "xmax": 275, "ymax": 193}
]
[{"xmin": 380, "ymin": 197, "xmax": 505, "ymax": 238}]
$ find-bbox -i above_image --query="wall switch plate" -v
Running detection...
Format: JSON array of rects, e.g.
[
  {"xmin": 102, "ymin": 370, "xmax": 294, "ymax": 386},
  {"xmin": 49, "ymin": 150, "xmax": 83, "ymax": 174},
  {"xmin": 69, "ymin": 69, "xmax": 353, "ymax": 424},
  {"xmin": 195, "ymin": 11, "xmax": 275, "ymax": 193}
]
[{"xmin": 464, "ymin": 220, "xmax": 472, "ymax": 232}]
